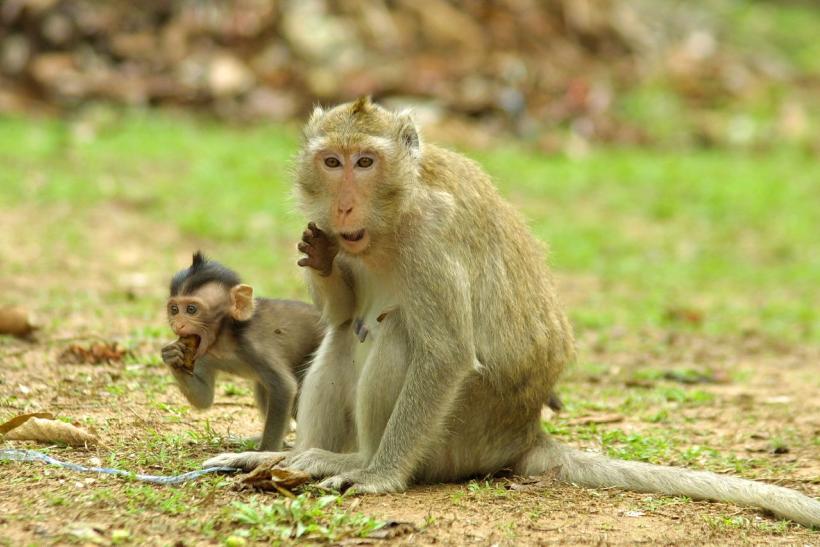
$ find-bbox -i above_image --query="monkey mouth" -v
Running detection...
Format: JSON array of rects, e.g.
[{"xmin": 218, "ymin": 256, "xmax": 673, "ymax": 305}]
[{"xmin": 340, "ymin": 229, "xmax": 366, "ymax": 242}]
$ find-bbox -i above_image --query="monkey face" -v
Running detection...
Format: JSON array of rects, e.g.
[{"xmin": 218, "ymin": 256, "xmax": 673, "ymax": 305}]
[
  {"xmin": 166, "ymin": 282, "xmax": 228, "ymax": 359},
  {"xmin": 314, "ymin": 148, "xmax": 383, "ymax": 254},
  {"xmin": 295, "ymin": 97, "xmax": 421, "ymax": 257}
]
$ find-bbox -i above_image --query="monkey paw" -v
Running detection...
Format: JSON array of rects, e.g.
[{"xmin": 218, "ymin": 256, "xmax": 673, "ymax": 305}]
[
  {"xmin": 318, "ymin": 468, "xmax": 406, "ymax": 494},
  {"xmin": 287, "ymin": 448, "xmax": 363, "ymax": 478},
  {"xmin": 202, "ymin": 451, "xmax": 286, "ymax": 471},
  {"xmin": 297, "ymin": 222, "xmax": 338, "ymax": 277}
]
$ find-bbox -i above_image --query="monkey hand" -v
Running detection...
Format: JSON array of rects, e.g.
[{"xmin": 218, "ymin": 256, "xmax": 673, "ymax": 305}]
[
  {"xmin": 202, "ymin": 451, "xmax": 286, "ymax": 471},
  {"xmin": 161, "ymin": 340, "xmax": 193, "ymax": 374},
  {"xmin": 297, "ymin": 222, "xmax": 338, "ymax": 277},
  {"xmin": 318, "ymin": 467, "xmax": 407, "ymax": 494}
]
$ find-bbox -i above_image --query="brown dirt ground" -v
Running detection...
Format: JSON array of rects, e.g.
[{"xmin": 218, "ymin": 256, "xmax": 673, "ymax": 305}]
[{"xmin": 1, "ymin": 203, "xmax": 818, "ymax": 546}]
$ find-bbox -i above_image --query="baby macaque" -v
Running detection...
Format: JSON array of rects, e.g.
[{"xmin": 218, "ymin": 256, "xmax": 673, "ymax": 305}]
[{"xmin": 161, "ymin": 252, "xmax": 324, "ymax": 450}]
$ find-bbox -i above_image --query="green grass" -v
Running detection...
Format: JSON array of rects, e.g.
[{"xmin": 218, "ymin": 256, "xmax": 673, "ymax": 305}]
[
  {"xmin": 1, "ymin": 112, "xmax": 817, "ymax": 344},
  {"xmin": 227, "ymin": 494, "xmax": 384, "ymax": 543}
]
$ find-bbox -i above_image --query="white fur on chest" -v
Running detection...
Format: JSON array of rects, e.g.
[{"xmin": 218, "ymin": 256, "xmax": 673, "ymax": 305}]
[{"xmin": 350, "ymin": 263, "xmax": 399, "ymax": 372}]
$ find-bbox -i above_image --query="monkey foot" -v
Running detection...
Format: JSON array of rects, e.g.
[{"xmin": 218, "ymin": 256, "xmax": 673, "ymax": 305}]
[
  {"xmin": 286, "ymin": 448, "xmax": 363, "ymax": 478},
  {"xmin": 318, "ymin": 468, "xmax": 406, "ymax": 494}
]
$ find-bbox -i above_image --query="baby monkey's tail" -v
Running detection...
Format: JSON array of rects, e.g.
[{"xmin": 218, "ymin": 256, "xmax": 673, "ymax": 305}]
[{"xmin": 516, "ymin": 434, "xmax": 820, "ymax": 527}]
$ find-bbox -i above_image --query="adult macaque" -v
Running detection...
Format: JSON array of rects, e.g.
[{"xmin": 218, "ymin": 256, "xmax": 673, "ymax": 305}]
[
  {"xmin": 206, "ymin": 99, "xmax": 819, "ymax": 526},
  {"xmin": 162, "ymin": 252, "xmax": 323, "ymax": 450}
]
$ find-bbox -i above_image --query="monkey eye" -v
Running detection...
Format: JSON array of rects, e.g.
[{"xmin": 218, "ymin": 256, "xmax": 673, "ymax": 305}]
[
  {"xmin": 186, "ymin": 304, "xmax": 198, "ymax": 315},
  {"xmin": 356, "ymin": 156, "xmax": 374, "ymax": 168},
  {"xmin": 324, "ymin": 157, "xmax": 341, "ymax": 168},
  {"xmin": 169, "ymin": 304, "xmax": 179, "ymax": 315}
]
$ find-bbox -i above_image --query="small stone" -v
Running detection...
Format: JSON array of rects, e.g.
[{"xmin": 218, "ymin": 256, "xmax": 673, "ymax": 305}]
[
  {"xmin": 208, "ymin": 54, "xmax": 254, "ymax": 97},
  {"xmin": 224, "ymin": 536, "xmax": 247, "ymax": 547},
  {"xmin": 111, "ymin": 529, "xmax": 130, "ymax": 544}
]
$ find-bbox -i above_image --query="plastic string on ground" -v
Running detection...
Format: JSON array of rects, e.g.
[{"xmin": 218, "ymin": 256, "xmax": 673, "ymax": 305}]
[{"xmin": 0, "ymin": 448, "xmax": 239, "ymax": 485}]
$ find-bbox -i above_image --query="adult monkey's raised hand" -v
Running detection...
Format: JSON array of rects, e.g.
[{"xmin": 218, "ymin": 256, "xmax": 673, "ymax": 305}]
[{"xmin": 206, "ymin": 97, "xmax": 820, "ymax": 527}]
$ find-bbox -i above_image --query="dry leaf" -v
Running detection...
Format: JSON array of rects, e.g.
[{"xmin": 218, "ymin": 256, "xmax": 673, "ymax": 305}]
[
  {"xmin": 625, "ymin": 379, "xmax": 655, "ymax": 389},
  {"xmin": 59, "ymin": 341, "xmax": 127, "ymax": 364},
  {"xmin": 0, "ymin": 306, "xmax": 38, "ymax": 337},
  {"xmin": 368, "ymin": 521, "xmax": 417, "ymax": 540},
  {"xmin": 0, "ymin": 412, "xmax": 54, "ymax": 434},
  {"xmin": 664, "ymin": 307, "xmax": 704, "ymax": 325},
  {"xmin": 239, "ymin": 461, "xmax": 310, "ymax": 493},
  {"xmin": 1, "ymin": 413, "xmax": 99, "ymax": 446},
  {"xmin": 567, "ymin": 414, "xmax": 624, "ymax": 426}
]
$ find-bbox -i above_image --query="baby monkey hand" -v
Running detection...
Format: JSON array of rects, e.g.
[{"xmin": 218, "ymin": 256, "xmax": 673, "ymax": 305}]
[
  {"xmin": 161, "ymin": 338, "xmax": 196, "ymax": 375},
  {"xmin": 297, "ymin": 222, "xmax": 339, "ymax": 277}
]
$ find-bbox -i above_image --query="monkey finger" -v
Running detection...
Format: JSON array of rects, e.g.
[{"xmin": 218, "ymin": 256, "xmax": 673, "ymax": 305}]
[
  {"xmin": 202, "ymin": 451, "xmax": 272, "ymax": 471},
  {"xmin": 307, "ymin": 221, "xmax": 320, "ymax": 235},
  {"xmin": 302, "ymin": 229, "xmax": 315, "ymax": 243},
  {"xmin": 317, "ymin": 474, "xmax": 354, "ymax": 492},
  {"xmin": 297, "ymin": 241, "xmax": 311, "ymax": 253},
  {"xmin": 161, "ymin": 349, "xmax": 178, "ymax": 361}
]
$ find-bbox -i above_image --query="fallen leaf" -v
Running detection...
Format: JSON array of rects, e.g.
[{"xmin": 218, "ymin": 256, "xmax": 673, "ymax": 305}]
[
  {"xmin": 0, "ymin": 306, "xmax": 38, "ymax": 337},
  {"xmin": 368, "ymin": 520, "xmax": 417, "ymax": 539},
  {"xmin": 0, "ymin": 412, "xmax": 54, "ymax": 434},
  {"xmin": 625, "ymin": 379, "xmax": 655, "ymax": 389},
  {"xmin": 664, "ymin": 307, "xmax": 704, "ymax": 325},
  {"xmin": 1, "ymin": 413, "xmax": 99, "ymax": 446},
  {"xmin": 567, "ymin": 414, "xmax": 624, "ymax": 426},
  {"xmin": 239, "ymin": 461, "xmax": 309, "ymax": 493},
  {"xmin": 662, "ymin": 369, "xmax": 730, "ymax": 385},
  {"xmin": 66, "ymin": 522, "xmax": 107, "ymax": 545},
  {"xmin": 59, "ymin": 342, "xmax": 127, "ymax": 364}
]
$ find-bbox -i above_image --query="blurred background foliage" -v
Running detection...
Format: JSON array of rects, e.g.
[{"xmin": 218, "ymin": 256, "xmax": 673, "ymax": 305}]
[
  {"xmin": 0, "ymin": 0, "xmax": 818, "ymax": 151},
  {"xmin": 0, "ymin": 1, "xmax": 818, "ymax": 343}
]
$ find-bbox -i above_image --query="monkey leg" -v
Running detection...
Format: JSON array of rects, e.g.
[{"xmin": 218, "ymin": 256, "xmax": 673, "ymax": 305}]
[
  {"xmin": 207, "ymin": 326, "xmax": 362, "ymax": 471},
  {"xmin": 253, "ymin": 382, "xmax": 268, "ymax": 418},
  {"xmin": 281, "ymin": 326, "xmax": 362, "ymax": 477},
  {"xmin": 293, "ymin": 325, "xmax": 358, "ymax": 452},
  {"xmin": 255, "ymin": 365, "xmax": 298, "ymax": 451},
  {"xmin": 355, "ymin": 314, "xmax": 409, "ymax": 462},
  {"xmin": 291, "ymin": 314, "xmax": 410, "ymax": 480}
]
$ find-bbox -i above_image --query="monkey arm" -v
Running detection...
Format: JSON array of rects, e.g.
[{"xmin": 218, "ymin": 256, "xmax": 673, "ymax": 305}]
[
  {"xmin": 169, "ymin": 363, "xmax": 217, "ymax": 409},
  {"xmin": 305, "ymin": 263, "xmax": 355, "ymax": 327}
]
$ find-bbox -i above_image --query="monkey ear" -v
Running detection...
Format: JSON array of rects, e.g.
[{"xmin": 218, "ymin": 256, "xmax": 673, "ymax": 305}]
[
  {"xmin": 230, "ymin": 284, "xmax": 255, "ymax": 321},
  {"xmin": 396, "ymin": 112, "xmax": 420, "ymax": 157}
]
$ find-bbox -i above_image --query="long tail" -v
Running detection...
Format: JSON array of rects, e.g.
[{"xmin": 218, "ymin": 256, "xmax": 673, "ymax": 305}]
[{"xmin": 516, "ymin": 435, "xmax": 820, "ymax": 527}]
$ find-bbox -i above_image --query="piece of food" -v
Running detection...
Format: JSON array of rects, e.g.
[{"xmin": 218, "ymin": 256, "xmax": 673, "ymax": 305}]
[{"xmin": 178, "ymin": 335, "xmax": 200, "ymax": 373}]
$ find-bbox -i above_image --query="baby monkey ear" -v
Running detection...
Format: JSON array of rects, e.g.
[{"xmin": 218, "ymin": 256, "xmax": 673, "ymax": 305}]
[{"xmin": 230, "ymin": 284, "xmax": 255, "ymax": 321}]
